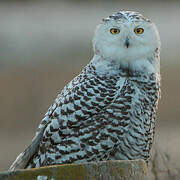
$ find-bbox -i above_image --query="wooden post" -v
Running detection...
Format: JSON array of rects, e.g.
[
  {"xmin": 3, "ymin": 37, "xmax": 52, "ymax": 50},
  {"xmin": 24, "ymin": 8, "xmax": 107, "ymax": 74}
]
[{"xmin": 0, "ymin": 160, "xmax": 147, "ymax": 180}]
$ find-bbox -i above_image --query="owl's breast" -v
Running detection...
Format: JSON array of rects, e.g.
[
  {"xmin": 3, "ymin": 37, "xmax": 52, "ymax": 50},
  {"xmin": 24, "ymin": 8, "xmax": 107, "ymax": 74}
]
[{"xmin": 105, "ymin": 73, "xmax": 160, "ymax": 161}]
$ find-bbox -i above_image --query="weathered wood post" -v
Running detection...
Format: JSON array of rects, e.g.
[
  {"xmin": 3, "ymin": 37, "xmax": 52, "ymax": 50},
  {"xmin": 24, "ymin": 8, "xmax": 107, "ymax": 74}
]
[{"xmin": 0, "ymin": 160, "xmax": 147, "ymax": 180}]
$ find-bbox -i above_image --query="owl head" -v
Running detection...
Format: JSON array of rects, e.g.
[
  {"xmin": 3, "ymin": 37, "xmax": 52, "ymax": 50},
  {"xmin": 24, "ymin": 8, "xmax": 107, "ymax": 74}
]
[{"xmin": 93, "ymin": 11, "xmax": 161, "ymax": 73}]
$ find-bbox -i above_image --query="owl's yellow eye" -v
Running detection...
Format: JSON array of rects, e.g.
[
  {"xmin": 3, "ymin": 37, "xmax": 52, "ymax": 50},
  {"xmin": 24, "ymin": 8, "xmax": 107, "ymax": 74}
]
[
  {"xmin": 110, "ymin": 28, "xmax": 120, "ymax": 34},
  {"xmin": 134, "ymin": 27, "xmax": 144, "ymax": 34}
]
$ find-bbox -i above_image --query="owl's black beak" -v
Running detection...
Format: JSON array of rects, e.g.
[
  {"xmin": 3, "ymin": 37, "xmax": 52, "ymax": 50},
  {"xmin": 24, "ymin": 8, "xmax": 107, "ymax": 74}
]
[{"xmin": 124, "ymin": 37, "xmax": 130, "ymax": 48}]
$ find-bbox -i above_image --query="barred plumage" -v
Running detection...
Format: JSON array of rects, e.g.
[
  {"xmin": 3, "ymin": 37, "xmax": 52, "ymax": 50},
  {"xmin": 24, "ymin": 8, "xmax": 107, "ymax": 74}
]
[{"xmin": 10, "ymin": 10, "xmax": 161, "ymax": 170}]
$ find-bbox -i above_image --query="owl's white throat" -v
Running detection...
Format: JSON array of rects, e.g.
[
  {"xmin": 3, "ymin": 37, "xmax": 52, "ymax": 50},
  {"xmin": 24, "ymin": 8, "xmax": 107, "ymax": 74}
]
[{"xmin": 91, "ymin": 54, "xmax": 159, "ymax": 75}]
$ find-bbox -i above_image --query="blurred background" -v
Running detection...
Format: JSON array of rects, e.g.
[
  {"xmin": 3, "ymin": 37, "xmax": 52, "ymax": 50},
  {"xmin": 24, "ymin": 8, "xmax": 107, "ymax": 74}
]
[{"xmin": 0, "ymin": 0, "xmax": 179, "ymax": 171}]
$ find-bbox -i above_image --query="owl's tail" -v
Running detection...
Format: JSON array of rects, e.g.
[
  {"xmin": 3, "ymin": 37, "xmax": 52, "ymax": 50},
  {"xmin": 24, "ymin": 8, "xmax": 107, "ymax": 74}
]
[{"xmin": 9, "ymin": 129, "xmax": 43, "ymax": 171}]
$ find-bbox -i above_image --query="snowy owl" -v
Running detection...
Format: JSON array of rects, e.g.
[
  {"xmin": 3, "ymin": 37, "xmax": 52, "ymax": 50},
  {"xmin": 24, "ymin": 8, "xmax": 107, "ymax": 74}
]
[{"xmin": 10, "ymin": 10, "xmax": 161, "ymax": 170}]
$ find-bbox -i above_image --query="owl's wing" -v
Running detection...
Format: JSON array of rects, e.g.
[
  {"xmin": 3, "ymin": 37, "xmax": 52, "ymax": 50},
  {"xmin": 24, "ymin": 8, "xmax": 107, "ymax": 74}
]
[
  {"xmin": 9, "ymin": 69, "xmax": 126, "ymax": 170},
  {"xmin": 9, "ymin": 128, "xmax": 44, "ymax": 170}
]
